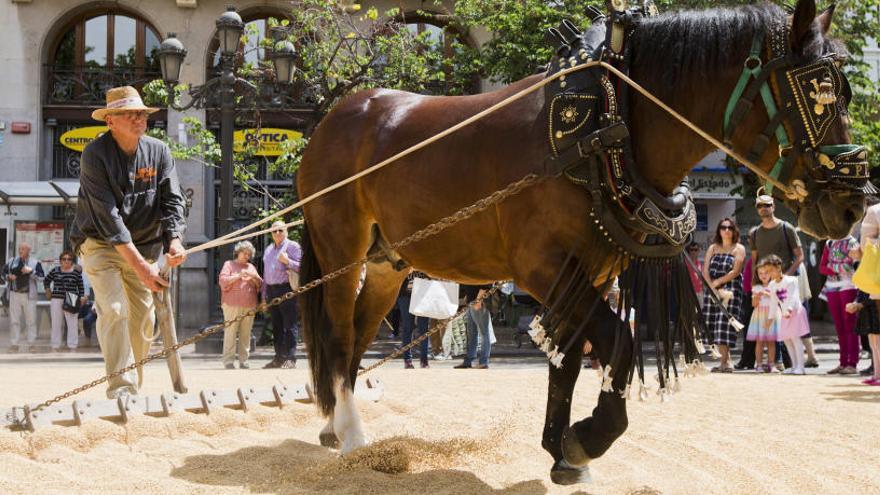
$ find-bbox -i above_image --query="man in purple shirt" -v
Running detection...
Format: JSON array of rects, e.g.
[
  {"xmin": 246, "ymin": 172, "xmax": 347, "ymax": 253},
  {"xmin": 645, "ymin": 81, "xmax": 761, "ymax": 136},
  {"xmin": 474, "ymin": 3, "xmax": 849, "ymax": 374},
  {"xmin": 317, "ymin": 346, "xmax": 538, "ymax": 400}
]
[{"xmin": 262, "ymin": 220, "xmax": 302, "ymax": 368}]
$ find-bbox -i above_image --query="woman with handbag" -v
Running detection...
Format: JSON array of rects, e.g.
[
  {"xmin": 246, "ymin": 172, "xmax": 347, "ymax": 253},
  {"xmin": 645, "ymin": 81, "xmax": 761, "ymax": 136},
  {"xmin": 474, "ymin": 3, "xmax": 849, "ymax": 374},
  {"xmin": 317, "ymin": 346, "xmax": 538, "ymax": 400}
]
[
  {"xmin": 44, "ymin": 250, "xmax": 85, "ymax": 352},
  {"xmin": 219, "ymin": 241, "xmax": 262, "ymax": 369}
]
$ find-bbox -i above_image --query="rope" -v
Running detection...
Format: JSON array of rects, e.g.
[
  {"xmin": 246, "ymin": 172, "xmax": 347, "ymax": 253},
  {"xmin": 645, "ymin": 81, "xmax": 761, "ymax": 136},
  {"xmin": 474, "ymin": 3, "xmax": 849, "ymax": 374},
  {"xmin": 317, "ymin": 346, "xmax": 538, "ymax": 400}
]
[
  {"xmin": 17, "ymin": 55, "xmax": 796, "ymax": 426},
  {"xmin": 18, "ymin": 174, "xmax": 542, "ymax": 422},
  {"xmin": 179, "ymin": 60, "xmax": 791, "ymax": 255}
]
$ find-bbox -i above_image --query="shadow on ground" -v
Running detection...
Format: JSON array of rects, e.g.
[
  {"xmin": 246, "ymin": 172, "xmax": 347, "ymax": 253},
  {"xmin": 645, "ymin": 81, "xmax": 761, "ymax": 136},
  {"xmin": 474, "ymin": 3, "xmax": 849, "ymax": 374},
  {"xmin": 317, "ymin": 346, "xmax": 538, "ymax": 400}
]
[
  {"xmin": 170, "ymin": 438, "xmax": 548, "ymax": 494},
  {"xmin": 820, "ymin": 385, "xmax": 880, "ymax": 403}
]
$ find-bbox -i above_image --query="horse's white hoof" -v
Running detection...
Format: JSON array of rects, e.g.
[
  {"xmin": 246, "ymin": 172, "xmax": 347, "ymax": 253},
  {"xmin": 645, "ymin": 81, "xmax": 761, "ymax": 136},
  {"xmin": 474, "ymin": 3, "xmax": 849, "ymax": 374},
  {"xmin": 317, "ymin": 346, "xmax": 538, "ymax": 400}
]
[
  {"xmin": 340, "ymin": 434, "xmax": 368, "ymax": 454},
  {"xmin": 550, "ymin": 458, "xmax": 593, "ymax": 485}
]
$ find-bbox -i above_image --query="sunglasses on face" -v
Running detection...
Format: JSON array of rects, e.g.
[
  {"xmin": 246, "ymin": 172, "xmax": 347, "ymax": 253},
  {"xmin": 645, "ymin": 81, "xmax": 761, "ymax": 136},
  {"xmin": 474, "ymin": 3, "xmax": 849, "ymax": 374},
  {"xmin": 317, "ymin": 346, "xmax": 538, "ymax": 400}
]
[
  {"xmin": 757, "ymin": 204, "xmax": 773, "ymax": 209},
  {"xmin": 271, "ymin": 230, "xmax": 284, "ymax": 234},
  {"xmin": 719, "ymin": 225, "xmax": 734, "ymax": 231},
  {"xmin": 120, "ymin": 111, "xmax": 149, "ymax": 121}
]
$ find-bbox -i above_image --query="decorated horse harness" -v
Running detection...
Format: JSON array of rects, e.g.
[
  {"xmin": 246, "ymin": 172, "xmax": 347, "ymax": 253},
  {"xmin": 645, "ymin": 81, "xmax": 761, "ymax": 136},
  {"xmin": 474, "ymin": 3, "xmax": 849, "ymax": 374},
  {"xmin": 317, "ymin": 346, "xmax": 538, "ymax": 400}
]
[{"xmin": 529, "ymin": 1, "xmax": 869, "ymax": 399}]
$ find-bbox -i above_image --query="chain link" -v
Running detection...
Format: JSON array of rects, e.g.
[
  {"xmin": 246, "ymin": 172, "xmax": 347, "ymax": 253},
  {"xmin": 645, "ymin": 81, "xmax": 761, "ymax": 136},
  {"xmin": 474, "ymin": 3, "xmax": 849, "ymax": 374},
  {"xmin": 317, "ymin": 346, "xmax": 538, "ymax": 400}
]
[
  {"xmin": 23, "ymin": 173, "xmax": 543, "ymax": 417},
  {"xmin": 358, "ymin": 284, "xmax": 501, "ymax": 376}
]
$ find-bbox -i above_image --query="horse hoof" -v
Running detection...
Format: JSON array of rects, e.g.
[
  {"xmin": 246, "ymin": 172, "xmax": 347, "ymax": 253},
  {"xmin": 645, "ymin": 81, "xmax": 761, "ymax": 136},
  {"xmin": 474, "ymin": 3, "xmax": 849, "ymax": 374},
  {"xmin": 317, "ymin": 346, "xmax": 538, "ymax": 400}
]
[
  {"xmin": 550, "ymin": 458, "xmax": 593, "ymax": 485},
  {"xmin": 340, "ymin": 434, "xmax": 368, "ymax": 454},
  {"xmin": 561, "ymin": 426, "xmax": 591, "ymax": 467},
  {"xmin": 319, "ymin": 431, "xmax": 340, "ymax": 449}
]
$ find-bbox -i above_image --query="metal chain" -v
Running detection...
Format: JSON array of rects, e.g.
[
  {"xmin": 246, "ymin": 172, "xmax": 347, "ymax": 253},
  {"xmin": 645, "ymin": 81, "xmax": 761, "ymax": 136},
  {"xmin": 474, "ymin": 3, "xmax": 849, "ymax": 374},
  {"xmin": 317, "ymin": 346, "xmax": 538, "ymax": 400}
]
[
  {"xmin": 24, "ymin": 173, "xmax": 543, "ymax": 416},
  {"xmin": 358, "ymin": 284, "xmax": 501, "ymax": 376}
]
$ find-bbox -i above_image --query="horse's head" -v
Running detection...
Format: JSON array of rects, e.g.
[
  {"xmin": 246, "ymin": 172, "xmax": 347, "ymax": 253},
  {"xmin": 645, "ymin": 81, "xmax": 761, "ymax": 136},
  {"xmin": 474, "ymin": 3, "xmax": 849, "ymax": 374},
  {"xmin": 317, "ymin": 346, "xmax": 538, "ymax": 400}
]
[{"xmin": 728, "ymin": 0, "xmax": 869, "ymax": 239}]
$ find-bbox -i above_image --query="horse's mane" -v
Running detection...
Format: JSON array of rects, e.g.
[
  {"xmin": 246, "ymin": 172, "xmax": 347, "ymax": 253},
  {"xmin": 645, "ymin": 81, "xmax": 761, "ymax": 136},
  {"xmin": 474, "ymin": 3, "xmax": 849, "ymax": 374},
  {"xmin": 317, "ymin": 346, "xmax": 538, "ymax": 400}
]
[
  {"xmin": 630, "ymin": 2, "xmax": 845, "ymax": 94},
  {"xmin": 630, "ymin": 3, "xmax": 785, "ymax": 90}
]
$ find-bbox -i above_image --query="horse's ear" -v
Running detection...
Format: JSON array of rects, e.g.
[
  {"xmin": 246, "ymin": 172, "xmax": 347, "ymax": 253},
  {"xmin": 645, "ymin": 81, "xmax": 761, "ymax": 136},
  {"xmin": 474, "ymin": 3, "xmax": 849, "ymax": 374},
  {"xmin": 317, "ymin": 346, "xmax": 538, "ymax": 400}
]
[
  {"xmin": 790, "ymin": 0, "xmax": 817, "ymax": 52},
  {"xmin": 816, "ymin": 4, "xmax": 836, "ymax": 36}
]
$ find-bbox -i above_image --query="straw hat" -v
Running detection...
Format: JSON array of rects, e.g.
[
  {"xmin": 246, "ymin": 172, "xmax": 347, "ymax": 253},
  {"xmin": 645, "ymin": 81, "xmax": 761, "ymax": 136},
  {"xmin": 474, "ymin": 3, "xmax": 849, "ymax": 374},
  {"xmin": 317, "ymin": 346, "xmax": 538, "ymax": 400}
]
[{"xmin": 91, "ymin": 86, "xmax": 159, "ymax": 121}]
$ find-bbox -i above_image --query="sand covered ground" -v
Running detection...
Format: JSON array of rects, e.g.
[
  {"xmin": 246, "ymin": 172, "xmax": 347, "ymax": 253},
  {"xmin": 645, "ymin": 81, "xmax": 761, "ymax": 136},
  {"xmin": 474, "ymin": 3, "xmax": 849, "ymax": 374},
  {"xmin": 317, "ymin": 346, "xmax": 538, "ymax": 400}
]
[{"xmin": 0, "ymin": 358, "xmax": 878, "ymax": 495}]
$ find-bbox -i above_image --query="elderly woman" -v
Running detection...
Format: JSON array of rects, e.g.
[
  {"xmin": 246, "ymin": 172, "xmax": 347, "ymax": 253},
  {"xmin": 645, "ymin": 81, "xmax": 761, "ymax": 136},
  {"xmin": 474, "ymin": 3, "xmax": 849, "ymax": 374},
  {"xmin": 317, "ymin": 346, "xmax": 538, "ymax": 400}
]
[
  {"xmin": 218, "ymin": 241, "xmax": 262, "ymax": 369},
  {"xmin": 44, "ymin": 250, "xmax": 85, "ymax": 351}
]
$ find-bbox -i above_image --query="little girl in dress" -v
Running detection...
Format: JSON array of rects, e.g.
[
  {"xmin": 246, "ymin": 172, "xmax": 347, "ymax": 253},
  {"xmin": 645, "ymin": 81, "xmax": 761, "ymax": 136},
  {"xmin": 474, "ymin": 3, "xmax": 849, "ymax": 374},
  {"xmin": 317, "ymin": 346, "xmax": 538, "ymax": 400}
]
[
  {"xmin": 748, "ymin": 257, "xmax": 780, "ymax": 373},
  {"xmin": 752, "ymin": 255, "xmax": 810, "ymax": 374}
]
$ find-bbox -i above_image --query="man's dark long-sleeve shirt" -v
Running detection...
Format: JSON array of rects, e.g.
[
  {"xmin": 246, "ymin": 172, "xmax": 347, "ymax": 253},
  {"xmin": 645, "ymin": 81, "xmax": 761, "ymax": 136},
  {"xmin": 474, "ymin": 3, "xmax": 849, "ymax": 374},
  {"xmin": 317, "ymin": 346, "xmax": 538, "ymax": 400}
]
[{"xmin": 71, "ymin": 132, "xmax": 186, "ymax": 260}]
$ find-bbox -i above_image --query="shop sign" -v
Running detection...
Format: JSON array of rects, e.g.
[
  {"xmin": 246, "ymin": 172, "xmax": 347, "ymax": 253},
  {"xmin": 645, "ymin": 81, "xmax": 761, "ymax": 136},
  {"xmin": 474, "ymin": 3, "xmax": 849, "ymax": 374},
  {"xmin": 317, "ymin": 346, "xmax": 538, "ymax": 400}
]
[
  {"xmin": 59, "ymin": 126, "xmax": 109, "ymax": 152},
  {"xmin": 687, "ymin": 172, "xmax": 743, "ymax": 199},
  {"xmin": 233, "ymin": 128, "xmax": 302, "ymax": 156}
]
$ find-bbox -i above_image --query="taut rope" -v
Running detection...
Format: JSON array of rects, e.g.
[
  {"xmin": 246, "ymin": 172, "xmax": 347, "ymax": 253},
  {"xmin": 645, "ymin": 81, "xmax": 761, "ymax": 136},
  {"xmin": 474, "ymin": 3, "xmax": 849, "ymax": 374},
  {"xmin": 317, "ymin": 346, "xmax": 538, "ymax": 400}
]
[{"xmin": 181, "ymin": 61, "xmax": 791, "ymax": 255}]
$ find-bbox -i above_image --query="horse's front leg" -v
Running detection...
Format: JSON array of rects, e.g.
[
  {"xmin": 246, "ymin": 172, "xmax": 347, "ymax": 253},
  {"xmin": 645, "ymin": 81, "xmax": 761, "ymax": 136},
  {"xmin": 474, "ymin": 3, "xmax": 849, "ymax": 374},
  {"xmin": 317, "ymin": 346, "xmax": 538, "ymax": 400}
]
[
  {"xmin": 542, "ymin": 341, "xmax": 589, "ymax": 484},
  {"xmin": 547, "ymin": 302, "xmax": 632, "ymax": 485}
]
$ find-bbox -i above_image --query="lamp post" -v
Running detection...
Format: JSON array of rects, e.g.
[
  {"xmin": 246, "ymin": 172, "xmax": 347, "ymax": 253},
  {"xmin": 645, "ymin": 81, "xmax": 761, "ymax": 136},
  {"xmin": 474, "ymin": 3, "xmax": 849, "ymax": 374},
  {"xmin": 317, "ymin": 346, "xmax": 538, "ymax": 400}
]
[{"xmin": 157, "ymin": 7, "xmax": 297, "ymax": 246}]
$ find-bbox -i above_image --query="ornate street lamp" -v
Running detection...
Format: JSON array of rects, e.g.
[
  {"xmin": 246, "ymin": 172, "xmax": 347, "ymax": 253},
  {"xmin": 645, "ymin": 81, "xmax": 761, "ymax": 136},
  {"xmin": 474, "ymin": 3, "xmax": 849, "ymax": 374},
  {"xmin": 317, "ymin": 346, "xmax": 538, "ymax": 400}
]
[
  {"xmin": 156, "ymin": 7, "xmax": 297, "ymax": 277},
  {"xmin": 271, "ymin": 40, "xmax": 296, "ymax": 85},
  {"xmin": 158, "ymin": 33, "xmax": 186, "ymax": 84},
  {"xmin": 215, "ymin": 7, "xmax": 244, "ymax": 56}
]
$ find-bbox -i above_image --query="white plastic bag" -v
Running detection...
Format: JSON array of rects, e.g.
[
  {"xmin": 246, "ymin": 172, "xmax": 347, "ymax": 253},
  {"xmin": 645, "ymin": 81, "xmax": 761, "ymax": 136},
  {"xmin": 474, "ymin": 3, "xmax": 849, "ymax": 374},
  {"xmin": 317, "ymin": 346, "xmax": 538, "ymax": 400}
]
[{"xmin": 409, "ymin": 278, "xmax": 460, "ymax": 319}]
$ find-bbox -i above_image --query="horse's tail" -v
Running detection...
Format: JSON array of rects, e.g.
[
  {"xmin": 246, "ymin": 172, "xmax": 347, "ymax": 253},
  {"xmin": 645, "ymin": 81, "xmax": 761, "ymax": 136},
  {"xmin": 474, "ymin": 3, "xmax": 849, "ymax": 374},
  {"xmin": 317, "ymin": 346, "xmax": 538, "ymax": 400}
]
[{"xmin": 299, "ymin": 225, "xmax": 336, "ymax": 416}]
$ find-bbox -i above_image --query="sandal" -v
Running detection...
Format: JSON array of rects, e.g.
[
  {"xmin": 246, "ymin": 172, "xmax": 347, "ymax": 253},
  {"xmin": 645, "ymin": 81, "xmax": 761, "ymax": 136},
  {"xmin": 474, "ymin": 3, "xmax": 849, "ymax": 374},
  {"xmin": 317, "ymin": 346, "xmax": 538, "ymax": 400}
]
[
  {"xmin": 710, "ymin": 366, "xmax": 722, "ymax": 373},
  {"xmin": 721, "ymin": 367, "xmax": 734, "ymax": 373}
]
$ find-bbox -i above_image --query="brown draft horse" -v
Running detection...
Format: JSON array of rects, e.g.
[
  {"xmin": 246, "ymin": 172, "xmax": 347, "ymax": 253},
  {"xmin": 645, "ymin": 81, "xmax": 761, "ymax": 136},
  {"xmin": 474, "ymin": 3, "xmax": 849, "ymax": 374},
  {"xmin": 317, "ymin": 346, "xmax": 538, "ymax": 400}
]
[{"xmin": 297, "ymin": 0, "xmax": 864, "ymax": 484}]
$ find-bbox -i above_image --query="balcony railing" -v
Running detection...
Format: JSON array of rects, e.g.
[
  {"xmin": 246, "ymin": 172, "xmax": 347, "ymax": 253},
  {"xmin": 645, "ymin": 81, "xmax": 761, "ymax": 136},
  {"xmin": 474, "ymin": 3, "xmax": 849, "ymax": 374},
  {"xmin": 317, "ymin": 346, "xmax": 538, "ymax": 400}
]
[{"xmin": 45, "ymin": 65, "xmax": 161, "ymax": 105}]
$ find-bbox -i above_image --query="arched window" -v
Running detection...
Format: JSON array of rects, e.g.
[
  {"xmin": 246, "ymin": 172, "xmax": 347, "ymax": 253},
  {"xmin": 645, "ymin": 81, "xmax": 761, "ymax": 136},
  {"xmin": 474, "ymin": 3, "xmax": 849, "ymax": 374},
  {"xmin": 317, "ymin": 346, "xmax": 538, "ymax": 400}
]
[
  {"xmin": 47, "ymin": 11, "xmax": 163, "ymax": 105},
  {"xmin": 44, "ymin": 10, "xmax": 165, "ymax": 180},
  {"xmin": 207, "ymin": 14, "xmax": 292, "ymax": 78}
]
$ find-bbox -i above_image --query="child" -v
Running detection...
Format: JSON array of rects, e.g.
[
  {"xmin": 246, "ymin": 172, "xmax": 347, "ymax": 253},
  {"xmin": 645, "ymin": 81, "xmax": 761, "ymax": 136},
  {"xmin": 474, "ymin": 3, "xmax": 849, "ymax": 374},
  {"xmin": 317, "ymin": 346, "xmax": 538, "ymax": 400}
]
[
  {"xmin": 748, "ymin": 256, "xmax": 780, "ymax": 373},
  {"xmin": 765, "ymin": 257, "xmax": 810, "ymax": 375}
]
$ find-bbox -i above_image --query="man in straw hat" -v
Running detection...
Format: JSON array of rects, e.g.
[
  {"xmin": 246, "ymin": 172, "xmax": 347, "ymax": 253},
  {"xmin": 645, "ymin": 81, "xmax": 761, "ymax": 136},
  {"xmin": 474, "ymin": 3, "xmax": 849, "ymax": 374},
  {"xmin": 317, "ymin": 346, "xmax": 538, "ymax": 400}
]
[{"xmin": 71, "ymin": 86, "xmax": 187, "ymax": 399}]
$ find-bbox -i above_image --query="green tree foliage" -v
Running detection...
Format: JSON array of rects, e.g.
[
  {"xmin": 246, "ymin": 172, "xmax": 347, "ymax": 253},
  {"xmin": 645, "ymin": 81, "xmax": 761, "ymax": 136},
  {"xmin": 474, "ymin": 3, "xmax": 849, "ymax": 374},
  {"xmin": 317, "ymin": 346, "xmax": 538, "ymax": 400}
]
[
  {"xmin": 146, "ymin": 0, "xmax": 879, "ymax": 206},
  {"xmin": 453, "ymin": 0, "xmax": 879, "ymax": 167}
]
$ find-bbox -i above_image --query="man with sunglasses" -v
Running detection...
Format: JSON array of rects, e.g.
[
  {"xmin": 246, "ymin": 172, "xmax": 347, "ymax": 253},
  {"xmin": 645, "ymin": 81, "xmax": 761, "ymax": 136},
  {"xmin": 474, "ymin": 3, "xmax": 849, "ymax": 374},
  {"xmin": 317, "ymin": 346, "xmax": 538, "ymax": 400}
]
[
  {"xmin": 71, "ymin": 86, "xmax": 187, "ymax": 399},
  {"xmin": 261, "ymin": 220, "xmax": 302, "ymax": 369},
  {"xmin": 740, "ymin": 194, "xmax": 818, "ymax": 370}
]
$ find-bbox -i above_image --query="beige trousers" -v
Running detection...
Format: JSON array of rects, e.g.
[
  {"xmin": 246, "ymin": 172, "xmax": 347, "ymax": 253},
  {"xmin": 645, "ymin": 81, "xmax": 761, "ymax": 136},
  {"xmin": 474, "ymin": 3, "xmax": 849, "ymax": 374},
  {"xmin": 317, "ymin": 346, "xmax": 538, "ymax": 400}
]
[
  {"xmin": 80, "ymin": 238, "xmax": 155, "ymax": 398},
  {"xmin": 8, "ymin": 291, "xmax": 37, "ymax": 347},
  {"xmin": 221, "ymin": 304, "xmax": 255, "ymax": 366}
]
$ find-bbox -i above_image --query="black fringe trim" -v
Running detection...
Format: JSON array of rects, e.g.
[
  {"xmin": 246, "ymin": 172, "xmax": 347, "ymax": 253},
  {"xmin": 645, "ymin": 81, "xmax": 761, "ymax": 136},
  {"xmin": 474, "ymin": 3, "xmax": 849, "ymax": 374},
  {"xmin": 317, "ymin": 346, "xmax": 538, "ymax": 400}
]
[{"xmin": 529, "ymin": 245, "xmax": 707, "ymax": 399}]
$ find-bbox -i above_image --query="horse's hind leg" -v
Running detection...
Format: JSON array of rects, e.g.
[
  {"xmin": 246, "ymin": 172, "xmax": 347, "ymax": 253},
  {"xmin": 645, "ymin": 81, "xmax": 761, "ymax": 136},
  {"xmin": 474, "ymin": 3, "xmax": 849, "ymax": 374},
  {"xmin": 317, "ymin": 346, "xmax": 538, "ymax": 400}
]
[
  {"xmin": 350, "ymin": 260, "xmax": 408, "ymax": 383},
  {"xmin": 320, "ymin": 260, "xmax": 406, "ymax": 450},
  {"xmin": 305, "ymin": 213, "xmax": 373, "ymax": 453}
]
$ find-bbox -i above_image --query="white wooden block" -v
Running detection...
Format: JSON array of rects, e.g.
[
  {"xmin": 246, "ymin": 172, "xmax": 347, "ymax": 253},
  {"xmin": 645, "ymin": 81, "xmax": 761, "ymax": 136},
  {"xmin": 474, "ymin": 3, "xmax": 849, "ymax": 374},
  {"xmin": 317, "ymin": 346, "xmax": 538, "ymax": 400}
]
[
  {"xmin": 26, "ymin": 403, "xmax": 76, "ymax": 430},
  {"xmin": 239, "ymin": 386, "xmax": 277, "ymax": 409},
  {"xmin": 201, "ymin": 389, "xmax": 244, "ymax": 412},
  {"xmin": 162, "ymin": 392, "xmax": 205, "ymax": 414},
  {"xmin": 72, "ymin": 399, "xmax": 124, "ymax": 424},
  {"xmin": 290, "ymin": 383, "xmax": 311, "ymax": 402}
]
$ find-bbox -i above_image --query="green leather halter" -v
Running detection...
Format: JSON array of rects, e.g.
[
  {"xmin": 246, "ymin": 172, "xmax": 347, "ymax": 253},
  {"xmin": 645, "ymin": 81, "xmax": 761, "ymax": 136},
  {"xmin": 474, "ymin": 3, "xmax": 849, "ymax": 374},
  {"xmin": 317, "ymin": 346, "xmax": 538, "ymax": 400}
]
[
  {"xmin": 723, "ymin": 25, "xmax": 870, "ymax": 199},
  {"xmin": 723, "ymin": 30, "xmax": 791, "ymax": 194}
]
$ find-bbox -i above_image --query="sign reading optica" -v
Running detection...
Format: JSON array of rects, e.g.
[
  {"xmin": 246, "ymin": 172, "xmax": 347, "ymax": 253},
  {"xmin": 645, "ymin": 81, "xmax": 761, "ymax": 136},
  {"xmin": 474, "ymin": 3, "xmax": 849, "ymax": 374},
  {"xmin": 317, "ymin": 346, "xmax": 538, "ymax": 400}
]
[
  {"xmin": 59, "ymin": 126, "xmax": 109, "ymax": 152},
  {"xmin": 233, "ymin": 128, "xmax": 302, "ymax": 156}
]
